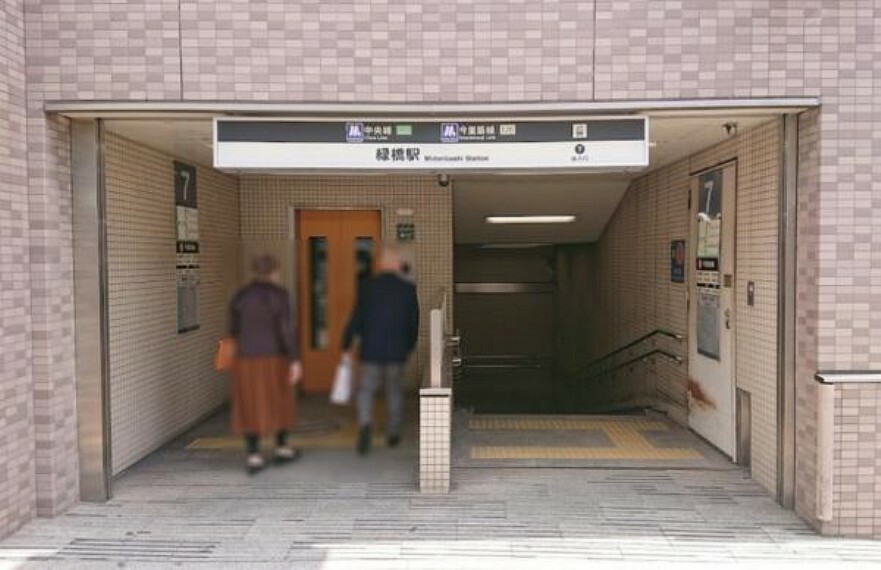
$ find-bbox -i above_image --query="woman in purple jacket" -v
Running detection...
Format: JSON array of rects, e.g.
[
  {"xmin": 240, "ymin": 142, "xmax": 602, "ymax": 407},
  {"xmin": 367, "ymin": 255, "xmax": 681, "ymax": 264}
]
[{"xmin": 228, "ymin": 254, "xmax": 303, "ymax": 473}]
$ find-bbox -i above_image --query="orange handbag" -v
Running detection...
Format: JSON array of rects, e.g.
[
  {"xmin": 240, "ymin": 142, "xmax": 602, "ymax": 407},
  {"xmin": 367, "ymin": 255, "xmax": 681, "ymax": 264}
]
[{"xmin": 214, "ymin": 337, "xmax": 237, "ymax": 372}]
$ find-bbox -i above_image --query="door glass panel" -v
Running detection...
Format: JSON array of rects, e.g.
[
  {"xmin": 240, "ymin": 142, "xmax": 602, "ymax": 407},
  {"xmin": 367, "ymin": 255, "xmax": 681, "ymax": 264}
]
[
  {"xmin": 695, "ymin": 168, "xmax": 724, "ymax": 361},
  {"xmin": 696, "ymin": 289, "xmax": 721, "ymax": 360},
  {"xmin": 354, "ymin": 237, "xmax": 375, "ymax": 299},
  {"xmin": 309, "ymin": 236, "xmax": 329, "ymax": 349},
  {"xmin": 696, "ymin": 169, "xmax": 723, "ymax": 261}
]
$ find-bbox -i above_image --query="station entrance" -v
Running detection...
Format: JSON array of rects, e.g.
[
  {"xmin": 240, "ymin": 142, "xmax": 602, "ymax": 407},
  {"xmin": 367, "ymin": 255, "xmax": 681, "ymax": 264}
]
[
  {"xmin": 452, "ymin": 160, "xmax": 739, "ymax": 458},
  {"xmin": 64, "ymin": 102, "xmax": 809, "ymax": 511}
]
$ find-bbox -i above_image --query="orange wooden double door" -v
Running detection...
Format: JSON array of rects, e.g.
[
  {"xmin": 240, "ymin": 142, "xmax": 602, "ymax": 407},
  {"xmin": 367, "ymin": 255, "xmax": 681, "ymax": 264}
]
[{"xmin": 296, "ymin": 210, "xmax": 382, "ymax": 393}]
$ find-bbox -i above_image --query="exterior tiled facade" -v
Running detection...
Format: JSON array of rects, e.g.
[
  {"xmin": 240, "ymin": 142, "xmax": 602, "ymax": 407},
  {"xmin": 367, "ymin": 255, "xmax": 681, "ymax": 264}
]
[
  {"xmin": 179, "ymin": 0, "xmax": 596, "ymax": 102},
  {"xmin": 0, "ymin": 0, "xmax": 34, "ymax": 537},
  {"xmin": 0, "ymin": 0, "xmax": 878, "ymax": 541},
  {"xmin": 796, "ymin": 107, "xmax": 822, "ymax": 532}
]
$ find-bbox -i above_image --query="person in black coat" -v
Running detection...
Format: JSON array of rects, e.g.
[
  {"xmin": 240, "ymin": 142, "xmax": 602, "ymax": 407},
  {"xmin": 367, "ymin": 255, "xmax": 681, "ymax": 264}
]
[{"xmin": 342, "ymin": 246, "xmax": 419, "ymax": 455}]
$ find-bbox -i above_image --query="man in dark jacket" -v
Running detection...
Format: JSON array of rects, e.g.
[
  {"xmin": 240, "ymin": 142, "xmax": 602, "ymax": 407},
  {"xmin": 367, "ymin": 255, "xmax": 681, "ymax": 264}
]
[{"xmin": 342, "ymin": 246, "xmax": 419, "ymax": 455}]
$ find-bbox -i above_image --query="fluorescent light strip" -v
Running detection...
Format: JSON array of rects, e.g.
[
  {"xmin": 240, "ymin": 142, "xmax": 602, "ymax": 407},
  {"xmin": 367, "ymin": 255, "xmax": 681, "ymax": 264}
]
[
  {"xmin": 478, "ymin": 243, "xmax": 551, "ymax": 249},
  {"xmin": 485, "ymin": 215, "xmax": 576, "ymax": 224}
]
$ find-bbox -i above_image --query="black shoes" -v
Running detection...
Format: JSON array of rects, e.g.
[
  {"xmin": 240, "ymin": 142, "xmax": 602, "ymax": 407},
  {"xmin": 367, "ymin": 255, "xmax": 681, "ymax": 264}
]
[
  {"xmin": 357, "ymin": 426, "xmax": 401, "ymax": 454},
  {"xmin": 357, "ymin": 425, "xmax": 371, "ymax": 455}
]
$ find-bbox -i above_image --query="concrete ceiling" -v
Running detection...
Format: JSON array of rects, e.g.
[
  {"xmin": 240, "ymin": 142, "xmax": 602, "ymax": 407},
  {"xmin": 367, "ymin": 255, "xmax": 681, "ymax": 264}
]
[
  {"xmin": 104, "ymin": 113, "xmax": 778, "ymax": 244},
  {"xmin": 453, "ymin": 174, "xmax": 630, "ymax": 243}
]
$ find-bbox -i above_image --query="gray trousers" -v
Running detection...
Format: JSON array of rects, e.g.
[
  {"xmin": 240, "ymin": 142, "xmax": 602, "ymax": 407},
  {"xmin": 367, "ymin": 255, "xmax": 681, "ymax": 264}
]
[{"xmin": 358, "ymin": 362, "xmax": 404, "ymax": 436}]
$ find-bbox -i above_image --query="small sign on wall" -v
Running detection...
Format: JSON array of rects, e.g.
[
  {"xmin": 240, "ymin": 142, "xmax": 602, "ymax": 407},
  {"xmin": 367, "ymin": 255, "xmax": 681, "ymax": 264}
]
[
  {"xmin": 670, "ymin": 239, "xmax": 686, "ymax": 283},
  {"xmin": 396, "ymin": 222, "xmax": 416, "ymax": 242},
  {"xmin": 174, "ymin": 161, "xmax": 197, "ymax": 208},
  {"xmin": 174, "ymin": 161, "xmax": 200, "ymax": 333},
  {"xmin": 175, "ymin": 161, "xmax": 199, "ymax": 254},
  {"xmin": 176, "ymin": 266, "xmax": 200, "ymax": 334}
]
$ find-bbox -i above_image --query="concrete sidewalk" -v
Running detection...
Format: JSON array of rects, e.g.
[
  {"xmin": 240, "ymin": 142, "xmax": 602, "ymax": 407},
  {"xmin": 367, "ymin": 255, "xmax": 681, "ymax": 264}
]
[{"xmin": 2, "ymin": 408, "xmax": 880, "ymax": 569}]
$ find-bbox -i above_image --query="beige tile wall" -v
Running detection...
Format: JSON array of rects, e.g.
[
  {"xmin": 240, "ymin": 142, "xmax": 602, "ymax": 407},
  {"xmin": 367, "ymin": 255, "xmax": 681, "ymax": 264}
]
[
  {"xmin": 239, "ymin": 175, "xmax": 453, "ymax": 387},
  {"xmin": 592, "ymin": 160, "xmax": 690, "ymax": 425},
  {"xmin": 104, "ymin": 133, "xmax": 240, "ymax": 475},
  {"xmin": 690, "ymin": 121, "xmax": 784, "ymax": 495},
  {"xmin": 591, "ymin": 120, "xmax": 783, "ymax": 495},
  {"xmin": 730, "ymin": 123, "xmax": 784, "ymax": 494},
  {"xmin": 0, "ymin": 0, "xmax": 35, "ymax": 537}
]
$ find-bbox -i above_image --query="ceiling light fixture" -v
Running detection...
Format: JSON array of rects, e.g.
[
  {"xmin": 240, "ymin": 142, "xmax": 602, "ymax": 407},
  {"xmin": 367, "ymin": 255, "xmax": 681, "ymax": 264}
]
[
  {"xmin": 485, "ymin": 215, "xmax": 576, "ymax": 224},
  {"xmin": 477, "ymin": 243, "xmax": 551, "ymax": 249}
]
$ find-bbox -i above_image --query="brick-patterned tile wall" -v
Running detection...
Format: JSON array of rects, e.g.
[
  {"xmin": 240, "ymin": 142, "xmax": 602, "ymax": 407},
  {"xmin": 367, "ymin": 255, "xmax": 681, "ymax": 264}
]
[
  {"xmin": 0, "ymin": 0, "xmax": 35, "ymax": 538},
  {"xmin": 24, "ymin": 110, "xmax": 78, "ymax": 518},
  {"xmin": 104, "ymin": 132, "xmax": 240, "ymax": 475},
  {"xmin": 592, "ymin": 1, "xmax": 819, "ymax": 100},
  {"xmin": 592, "ymin": 120, "xmax": 783, "ymax": 495},
  {"xmin": 23, "ymin": 0, "xmax": 182, "ymax": 101},
  {"xmin": 19, "ymin": 0, "xmax": 186, "ymax": 519},
  {"xmin": 795, "ymin": 109, "xmax": 821, "ymax": 530},
  {"xmin": 833, "ymin": 384, "xmax": 881, "ymax": 537},
  {"xmin": 179, "ymin": 0, "xmax": 594, "ymax": 102},
  {"xmin": 239, "ymin": 175, "xmax": 453, "ymax": 384}
]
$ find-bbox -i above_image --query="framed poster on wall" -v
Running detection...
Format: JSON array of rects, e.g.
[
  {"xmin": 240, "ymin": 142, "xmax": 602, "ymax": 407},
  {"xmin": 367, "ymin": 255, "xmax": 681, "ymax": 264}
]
[{"xmin": 670, "ymin": 239, "xmax": 686, "ymax": 283}]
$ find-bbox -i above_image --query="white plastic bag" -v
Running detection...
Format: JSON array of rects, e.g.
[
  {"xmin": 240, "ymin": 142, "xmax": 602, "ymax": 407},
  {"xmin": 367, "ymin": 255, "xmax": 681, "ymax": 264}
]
[{"xmin": 330, "ymin": 355, "xmax": 353, "ymax": 405}]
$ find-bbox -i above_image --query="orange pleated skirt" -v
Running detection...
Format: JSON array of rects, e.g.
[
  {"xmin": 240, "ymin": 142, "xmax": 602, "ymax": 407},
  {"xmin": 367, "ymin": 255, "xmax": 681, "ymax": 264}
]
[{"xmin": 230, "ymin": 356, "xmax": 297, "ymax": 436}]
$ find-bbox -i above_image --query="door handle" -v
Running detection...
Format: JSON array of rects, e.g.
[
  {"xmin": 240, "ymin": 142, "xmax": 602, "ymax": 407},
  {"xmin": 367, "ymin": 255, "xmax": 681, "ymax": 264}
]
[{"xmin": 724, "ymin": 308, "xmax": 731, "ymax": 329}]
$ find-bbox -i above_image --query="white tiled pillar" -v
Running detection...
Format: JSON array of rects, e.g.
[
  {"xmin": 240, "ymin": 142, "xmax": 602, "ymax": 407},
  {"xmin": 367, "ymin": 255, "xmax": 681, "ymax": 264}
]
[{"xmin": 419, "ymin": 388, "xmax": 452, "ymax": 493}]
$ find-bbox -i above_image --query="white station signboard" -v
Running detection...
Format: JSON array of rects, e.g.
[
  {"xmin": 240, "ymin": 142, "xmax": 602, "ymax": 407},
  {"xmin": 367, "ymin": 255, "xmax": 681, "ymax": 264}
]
[{"xmin": 214, "ymin": 117, "xmax": 649, "ymax": 171}]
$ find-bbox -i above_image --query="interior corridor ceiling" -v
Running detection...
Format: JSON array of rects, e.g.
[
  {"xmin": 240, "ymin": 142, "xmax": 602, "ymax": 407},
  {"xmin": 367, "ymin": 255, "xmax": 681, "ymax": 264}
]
[{"xmin": 104, "ymin": 113, "xmax": 777, "ymax": 244}]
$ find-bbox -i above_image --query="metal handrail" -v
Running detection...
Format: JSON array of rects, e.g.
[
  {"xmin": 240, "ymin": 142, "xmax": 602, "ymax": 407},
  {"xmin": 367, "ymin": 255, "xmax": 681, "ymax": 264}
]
[
  {"xmin": 462, "ymin": 355, "xmax": 550, "ymax": 370},
  {"xmin": 426, "ymin": 288, "xmax": 451, "ymax": 389},
  {"xmin": 581, "ymin": 348, "xmax": 683, "ymax": 382},
  {"xmin": 815, "ymin": 370, "xmax": 881, "ymax": 384},
  {"xmin": 571, "ymin": 328, "xmax": 685, "ymax": 379}
]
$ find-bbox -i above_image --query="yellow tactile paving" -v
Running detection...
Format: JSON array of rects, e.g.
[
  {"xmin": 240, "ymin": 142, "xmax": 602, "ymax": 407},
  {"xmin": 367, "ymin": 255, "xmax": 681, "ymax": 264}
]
[
  {"xmin": 469, "ymin": 417, "xmax": 668, "ymax": 431},
  {"xmin": 468, "ymin": 416, "xmax": 704, "ymax": 461},
  {"xmin": 470, "ymin": 445, "xmax": 702, "ymax": 460}
]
